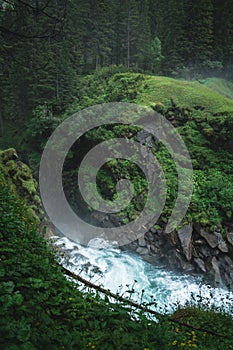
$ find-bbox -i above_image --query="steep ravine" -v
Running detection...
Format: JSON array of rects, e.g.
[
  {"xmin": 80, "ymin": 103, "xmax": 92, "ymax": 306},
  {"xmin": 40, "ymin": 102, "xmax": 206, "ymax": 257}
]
[
  {"xmin": 76, "ymin": 207, "xmax": 233, "ymax": 290},
  {"xmin": 62, "ymin": 103, "xmax": 233, "ymax": 290},
  {"xmin": 2, "ymin": 144, "xmax": 232, "ymax": 291}
]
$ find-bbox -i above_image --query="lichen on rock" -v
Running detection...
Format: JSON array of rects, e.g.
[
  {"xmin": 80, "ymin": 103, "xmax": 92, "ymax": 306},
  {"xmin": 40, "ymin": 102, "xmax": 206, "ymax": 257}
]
[{"xmin": 0, "ymin": 148, "xmax": 43, "ymax": 225}]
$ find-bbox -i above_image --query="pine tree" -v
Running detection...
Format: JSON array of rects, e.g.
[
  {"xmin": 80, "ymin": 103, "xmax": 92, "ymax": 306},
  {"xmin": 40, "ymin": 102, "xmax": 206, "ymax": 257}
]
[
  {"xmin": 212, "ymin": 0, "xmax": 233, "ymax": 76},
  {"xmin": 186, "ymin": 0, "xmax": 214, "ymax": 66},
  {"xmin": 157, "ymin": 0, "xmax": 188, "ymax": 75},
  {"xmin": 89, "ymin": 0, "xmax": 115, "ymax": 69},
  {"xmin": 149, "ymin": 37, "xmax": 163, "ymax": 73}
]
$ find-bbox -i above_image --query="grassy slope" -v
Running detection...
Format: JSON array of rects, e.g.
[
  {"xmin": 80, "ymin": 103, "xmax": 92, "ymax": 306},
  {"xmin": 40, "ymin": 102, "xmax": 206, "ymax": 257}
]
[
  {"xmin": 75, "ymin": 71, "xmax": 233, "ymax": 229},
  {"xmin": 198, "ymin": 77, "xmax": 233, "ymax": 100},
  {"xmin": 132, "ymin": 74, "xmax": 233, "ymax": 112}
]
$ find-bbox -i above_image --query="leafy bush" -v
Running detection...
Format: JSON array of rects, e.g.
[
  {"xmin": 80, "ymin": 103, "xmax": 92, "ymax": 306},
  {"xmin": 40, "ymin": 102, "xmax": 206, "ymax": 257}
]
[
  {"xmin": 1, "ymin": 159, "xmax": 233, "ymax": 349},
  {"xmin": 0, "ymin": 173, "xmax": 174, "ymax": 349}
]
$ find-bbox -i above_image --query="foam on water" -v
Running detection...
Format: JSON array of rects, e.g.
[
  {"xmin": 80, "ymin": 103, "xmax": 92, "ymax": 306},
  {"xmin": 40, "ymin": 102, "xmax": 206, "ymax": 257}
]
[{"xmin": 52, "ymin": 236, "xmax": 233, "ymax": 314}]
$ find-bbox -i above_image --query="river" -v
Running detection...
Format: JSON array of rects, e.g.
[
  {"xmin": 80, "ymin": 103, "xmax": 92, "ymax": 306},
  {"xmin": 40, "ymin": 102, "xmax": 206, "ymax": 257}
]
[{"xmin": 52, "ymin": 235, "xmax": 233, "ymax": 315}]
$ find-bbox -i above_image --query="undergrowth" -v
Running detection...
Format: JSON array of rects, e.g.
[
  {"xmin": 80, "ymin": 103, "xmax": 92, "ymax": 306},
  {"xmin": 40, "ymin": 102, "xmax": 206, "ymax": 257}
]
[{"xmin": 0, "ymin": 171, "xmax": 233, "ymax": 349}]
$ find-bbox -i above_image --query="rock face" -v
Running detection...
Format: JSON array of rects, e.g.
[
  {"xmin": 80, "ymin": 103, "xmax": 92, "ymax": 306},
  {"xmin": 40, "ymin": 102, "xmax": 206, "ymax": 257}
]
[
  {"xmin": 177, "ymin": 224, "xmax": 193, "ymax": 261},
  {"xmin": 227, "ymin": 232, "xmax": 233, "ymax": 246},
  {"xmin": 0, "ymin": 148, "xmax": 43, "ymax": 224},
  {"xmin": 121, "ymin": 223, "xmax": 233, "ymax": 290},
  {"xmin": 0, "ymin": 148, "xmax": 59, "ymax": 239},
  {"xmin": 200, "ymin": 229, "xmax": 219, "ymax": 248}
]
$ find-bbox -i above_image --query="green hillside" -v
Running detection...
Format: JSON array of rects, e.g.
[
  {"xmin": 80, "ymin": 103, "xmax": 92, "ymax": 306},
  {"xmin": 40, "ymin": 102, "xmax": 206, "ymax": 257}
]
[
  {"xmin": 67, "ymin": 69, "xmax": 233, "ymax": 231},
  {"xmin": 107, "ymin": 73, "xmax": 233, "ymax": 113},
  {"xmin": 198, "ymin": 77, "xmax": 233, "ymax": 100}
]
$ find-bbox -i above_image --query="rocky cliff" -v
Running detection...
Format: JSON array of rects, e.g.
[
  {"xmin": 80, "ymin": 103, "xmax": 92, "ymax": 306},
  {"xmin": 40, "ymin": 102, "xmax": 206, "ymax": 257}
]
[{"xmin": 123, "ymin": 223, "xmax": 233, "ymax": 290}]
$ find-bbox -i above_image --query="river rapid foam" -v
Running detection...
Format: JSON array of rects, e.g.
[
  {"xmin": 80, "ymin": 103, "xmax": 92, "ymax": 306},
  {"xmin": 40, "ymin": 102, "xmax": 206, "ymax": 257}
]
[{"xmin": 52, "ymin": 235, "xmax": 233, "ymax": 315}]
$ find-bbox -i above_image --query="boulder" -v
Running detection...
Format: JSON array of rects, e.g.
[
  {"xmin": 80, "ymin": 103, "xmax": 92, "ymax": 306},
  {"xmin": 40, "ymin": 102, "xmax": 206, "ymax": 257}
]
[
  {"xmin": 200, "ymin": 229, "xmax": 218, "ymax": 248},
  {"xmin": 138, "ymin": 235, "xmax": 147, "ymax": 247},
  {"xmin": 223, "ymin": 256, "xmax": 233, "ymax": 267},
  {"xmin": 227, "ymin": 232, "xmax": 233, "ymax": 246},
  {"xmin": 177, "ymin": 224, "xmax": 193, "ymax": 261},
  {"xmin": 174, "ymin": 251, "xmax": 194, "ymax": 271},
  {"xmin": 149, "ymin": 244, "xmax": 159, "ymax": 254},
  {"xmin": 170, "ymin": 230, "xmax": 179, "ymax": 246},
  {"xmin": 196, "ymin": 243, "xmax": 213, "ymax": 258},
  {"xmin": 149, "ymin": 227, "xmax": 157, "ymax": 234},
  {"xmin": 213, "ymin": 231, "xmax": 229, "ymax": 253},
  {"xmin": 218, "ymin": 239, "xmax": 229, "ymax": 253},
  {"xmin": 194, "ymin": 258, "xmax": 206, "ymax": 273},
  {"xmin": 211, "ymin": 257, "xmax": 222, "ymax": 285},
  {"xmin": 136, "ymin": 246, "xmax": 149, "ymax": 255}
]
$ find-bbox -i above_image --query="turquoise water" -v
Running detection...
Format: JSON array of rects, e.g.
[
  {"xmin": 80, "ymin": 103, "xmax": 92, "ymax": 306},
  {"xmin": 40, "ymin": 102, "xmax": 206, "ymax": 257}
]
[{"xmin": 52, "ymin": 236, "xmax": 233, "ymax": 315}]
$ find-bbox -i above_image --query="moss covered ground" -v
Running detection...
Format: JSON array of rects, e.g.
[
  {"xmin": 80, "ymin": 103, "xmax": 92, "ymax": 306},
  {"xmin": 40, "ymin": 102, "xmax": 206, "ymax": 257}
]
[
  {"xmin": 135, "ymin": 74, "xmax": 233, "ymax": 113},
  {"xmin": 198, "ymin": 77, "xmax": 233, "ymax": 100}
]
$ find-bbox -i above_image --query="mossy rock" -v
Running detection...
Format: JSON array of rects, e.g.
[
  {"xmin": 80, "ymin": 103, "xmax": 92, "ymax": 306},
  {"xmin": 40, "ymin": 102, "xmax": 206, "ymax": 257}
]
[
  {"xmin": 0, "ymin": 148, "xmax": 18, "ymax": 163},
  {"xmin": 202, "ymin": 127, "xmax": 214, "ymax": 136},
  {"xmin": 153, "ymin": 102, "xmax": 165, "ymax": 113},
  {"xmin": 0, "ymin": 148, "xmax": 43, "ymax": 224}
]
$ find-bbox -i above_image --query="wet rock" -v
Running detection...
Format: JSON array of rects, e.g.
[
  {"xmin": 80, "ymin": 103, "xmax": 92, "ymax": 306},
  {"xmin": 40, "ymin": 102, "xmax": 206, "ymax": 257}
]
[
  {"xmin": 150, "ymin": 227, "xmax": 156, "ymax": 234},
  {"xmin": 213, "ymin": 231, "xmax": 229, "ymax": 253},
  {"xmin": 218, "ymin": 239, "xmax": 229, "ymax": 253},
  {"xmin": 170, "ymin": 230, "xmax": 179, "ymax": 246},
  {"xmin": 197, "ymin": 244, "xmax": 213, "ymax": 258},
  {"xmin": 227, "ymin": 232, "xmax": 233, "ymax": 246},
  {"xmin": 194, "ymin": 239, "xmax": 206, "ymax": 245},
  {"xmin": 136, "ymin": 246, "xmax": 149, "ymax": 255},
  {"xmin": 177, "ymin": 224, "xmax": 193, "ymax": 261},
  {"xmin": 223, "ymin": 256, "xmax": 233, "ymax": 267},
  {"xmin": 122, "ymin": 241, "xmax": 138, "ymax": 252},
  {"xmin": 138, "ymin": 235, "xmax": 147, "ymax": 247},
  {"xmin": 210, "ymin": 257, "xmax": 222, "ymax": 286},
  {"xmin": 200, "ymin": 229, "xmax": 219, "ymax": 248},
  {"xmin": 149, "ymin": 244, "xmax": 159, "ymax": 254},
  {"xmin": 145, "ymin": 231, "xmax": 155, "ymax": 242},
  {"xmin": 173, "ymin": 251, "xmax": 194, "ymax": 271},
  {"xmin": 224, "ymin": 273, "xmax": 233, "ymax": 289},
  {"xmin": 194, "ymin": 258, "xmax": 206, "ymax": 273},
  {"xmin": 156, "ymin": 237, "xmax": 166, "ymax": 247}
]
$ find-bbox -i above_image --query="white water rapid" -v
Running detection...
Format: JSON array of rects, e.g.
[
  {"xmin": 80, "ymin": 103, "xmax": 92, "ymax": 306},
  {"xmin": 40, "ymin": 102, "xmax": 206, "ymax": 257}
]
[{"xmin": 52, "ymin": 235, "xmax": 233, "ymax": 315}]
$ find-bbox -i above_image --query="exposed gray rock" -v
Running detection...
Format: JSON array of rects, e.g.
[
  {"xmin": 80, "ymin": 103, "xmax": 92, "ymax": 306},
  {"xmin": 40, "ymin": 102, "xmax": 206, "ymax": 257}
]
[
  {"xmin": 177, "ymin": 224, "xmax": 193, "ymax": 261},
  {"xmin": 224, "ymin": 272, "xmax": 233, "ymax": 288},
  {"xmin": 136, "ymin": 246, "xmax": 149, "ymax": 255},
  {"xmin": 170, "ymin": 230, "xmax": 179, "ymax": 246},
  {"xmin": 145, "ymin": 231, "xmax": 155, "ymax": 242},
  {"xmin": 84, "ymin": 197, "xmax": 233, "ymax": 289},
  {"xmin": 211, "ymin": 257, "xmax": 222, "ymax": 285},
  {"xmin": 149, "ymin": 244, "xmax": 159, "ymax": 254},
  {"xmin": 174, "ymin": 251, "xmax": 194, "ymax": 271},
  {"xmin": 213, "ymin": 231, "xmax": 229, "ymax": 253},
  {"xmin": 227, "ymin": 232, "xmax": 233, "ymax": 246},
  {"xmin": 223, "ymin": 256, "xmax": 233, "ymax": 267},
  {"xmin": 196, "ymin": 244, "xmax": 213, "ymax": 258},
  {"xmin": 200, "ymin": 229, "xmax": 219, "ymax": 248},
  {"xmin": 218, "ymin": 239, "xmax": 229, "ymax": 253},
  {"xmin": 194, "ymin": 258, "xmax": 206, "ymax": 273},
  {"xmin": 138, "ymin": 235, "xmax": 147, "ymax": 247},
  {"xmin": 150, "ymin": 227, "xmax": 157, "ymax": 234},
  {"xmin": 194, "ymin": 239, "xmax": 206, "ymax": 245}
]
